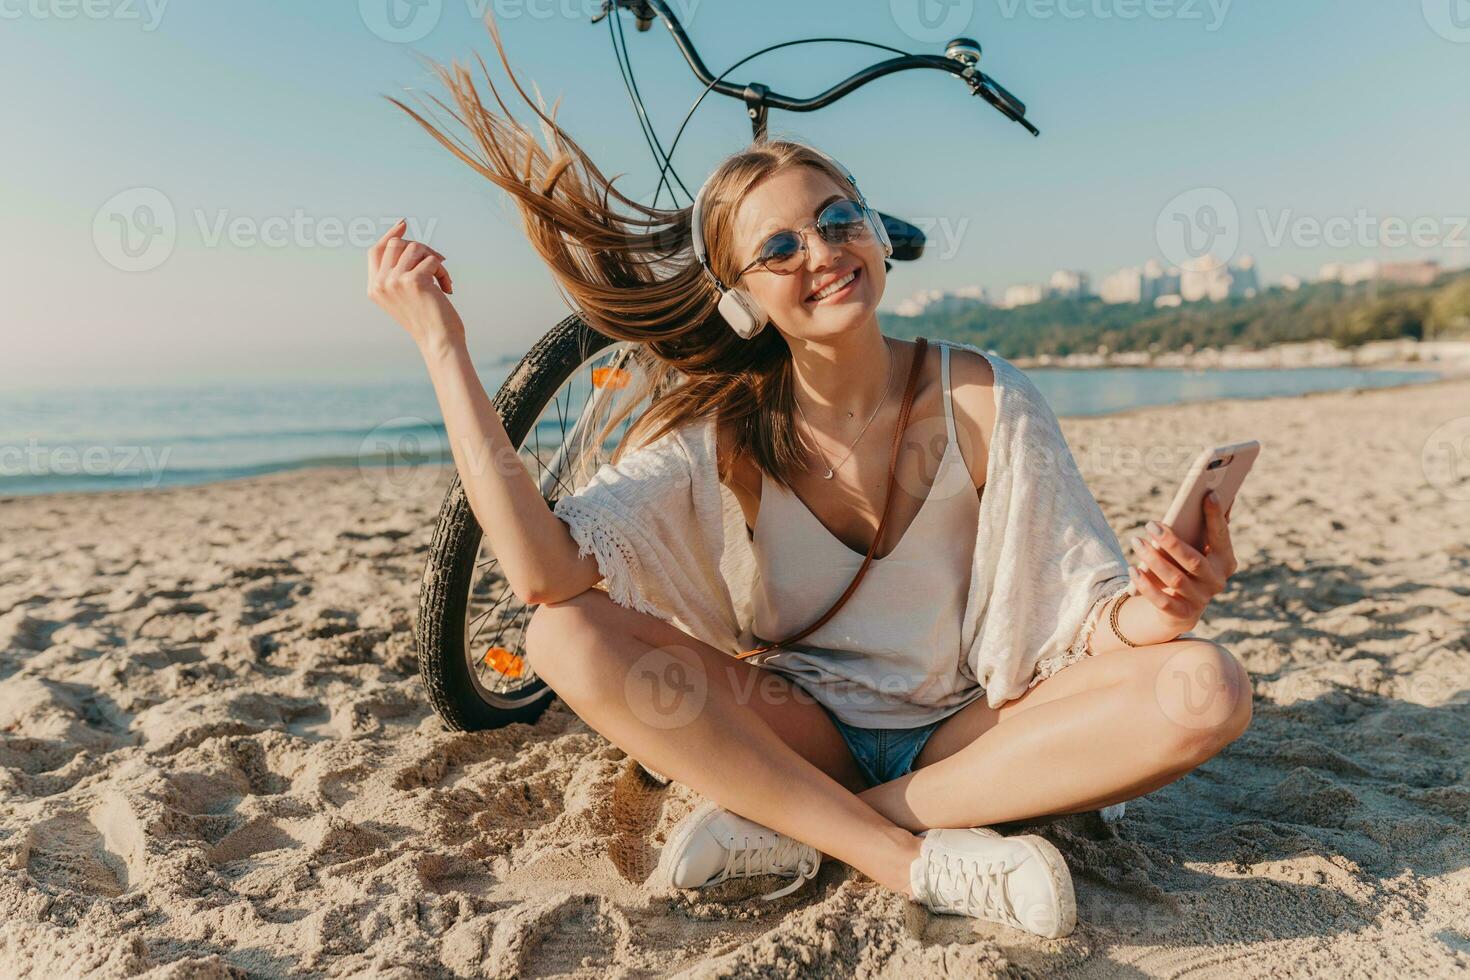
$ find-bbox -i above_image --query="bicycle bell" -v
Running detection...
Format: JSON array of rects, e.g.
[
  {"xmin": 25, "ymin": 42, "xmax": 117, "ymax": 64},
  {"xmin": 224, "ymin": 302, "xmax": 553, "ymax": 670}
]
[{"xmin": 945, "ymin": 37, "xmax": 982, "ymax": 67}]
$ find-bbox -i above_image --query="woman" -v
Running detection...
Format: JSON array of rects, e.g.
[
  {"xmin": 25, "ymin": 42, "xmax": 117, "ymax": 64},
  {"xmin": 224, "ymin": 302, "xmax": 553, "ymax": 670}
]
[{"xmin": 366, "ymin": 24, "xmax": 1251, "ymax": 939}]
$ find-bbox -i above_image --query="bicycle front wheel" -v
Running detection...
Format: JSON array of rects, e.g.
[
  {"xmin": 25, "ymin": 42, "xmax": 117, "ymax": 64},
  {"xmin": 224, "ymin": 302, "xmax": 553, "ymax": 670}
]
[{"xmin": 416, "ymin": 314, "xmax": 658, "ymax": 731}]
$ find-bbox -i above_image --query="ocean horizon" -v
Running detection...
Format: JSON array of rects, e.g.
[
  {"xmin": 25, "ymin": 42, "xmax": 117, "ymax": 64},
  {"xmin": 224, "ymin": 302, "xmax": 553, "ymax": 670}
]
[{"xmin": 0, "ymin": 362, "xmax": 1444, "ymax": 498}]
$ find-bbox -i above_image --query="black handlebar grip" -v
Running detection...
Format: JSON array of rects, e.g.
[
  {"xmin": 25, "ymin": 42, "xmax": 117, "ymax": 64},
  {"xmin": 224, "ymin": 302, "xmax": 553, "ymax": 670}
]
[{"xmin": 982, "ymin": 77, "xmax": 1027, "ymax": 121}]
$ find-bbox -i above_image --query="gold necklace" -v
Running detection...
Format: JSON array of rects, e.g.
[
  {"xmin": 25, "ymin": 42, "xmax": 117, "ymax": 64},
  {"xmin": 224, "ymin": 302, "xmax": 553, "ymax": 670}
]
[{"xmin": 792, "ymin": 338, "xmax": 896, "ymax": 480}]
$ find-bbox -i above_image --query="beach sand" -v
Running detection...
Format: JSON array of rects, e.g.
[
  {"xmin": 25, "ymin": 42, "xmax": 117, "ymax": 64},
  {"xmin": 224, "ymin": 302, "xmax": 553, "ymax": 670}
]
[{"xmin": 2, "ymin": 373, "xmax": 1468, "ymax": 978}]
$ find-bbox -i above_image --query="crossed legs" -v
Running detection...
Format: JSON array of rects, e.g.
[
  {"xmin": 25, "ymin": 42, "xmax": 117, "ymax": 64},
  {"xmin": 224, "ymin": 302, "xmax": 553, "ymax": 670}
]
[{"xmin": 523, "ymin": 587, "xmax": 1251, "ymax": 897}]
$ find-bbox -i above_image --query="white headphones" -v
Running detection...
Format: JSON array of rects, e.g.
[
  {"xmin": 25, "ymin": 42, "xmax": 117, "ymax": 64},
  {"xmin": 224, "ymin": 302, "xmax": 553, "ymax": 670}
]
[{"xmin": 689, "ymin": 146, "xmax": 893, "ymax": 340}]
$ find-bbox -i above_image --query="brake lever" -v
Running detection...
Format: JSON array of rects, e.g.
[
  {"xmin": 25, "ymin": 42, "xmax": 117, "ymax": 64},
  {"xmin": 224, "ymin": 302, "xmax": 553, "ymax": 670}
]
[
  {"xmin": 592, "ymin": 0, "xmax": 655, "ymax": 28},
  {"xmin": 973, "ymin": 74, "xmax": 1039, "ymax": 137}
]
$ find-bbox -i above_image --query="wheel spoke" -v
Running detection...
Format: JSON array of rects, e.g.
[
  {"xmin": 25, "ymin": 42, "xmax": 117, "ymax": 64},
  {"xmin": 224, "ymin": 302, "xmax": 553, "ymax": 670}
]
[
  {"xmin": 468, "ymin": 588, "xmax": 516, "ymax": 646},
  {"xmin": 444, "ymin": 335, "xmax": 651, "ymax": 710},
  {"xmin": 481, "ymin": 598, "xmax": 522, "ymax": 662},
  {"xmin": 525, "ymin": 437, "xmax": 575, "ymax": 500}
]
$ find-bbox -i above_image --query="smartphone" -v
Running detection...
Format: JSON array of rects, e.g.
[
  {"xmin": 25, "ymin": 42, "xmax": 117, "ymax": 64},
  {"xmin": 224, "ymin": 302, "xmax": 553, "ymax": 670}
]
[{"xmin": 1128, "ymin": 440, "xmax": 1260, "ymax": 595}]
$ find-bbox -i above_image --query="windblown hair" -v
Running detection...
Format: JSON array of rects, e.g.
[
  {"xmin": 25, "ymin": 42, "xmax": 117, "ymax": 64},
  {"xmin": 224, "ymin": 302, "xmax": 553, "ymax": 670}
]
[{"xmin": 385, "ymin": 15, "xmax": 857, "ymax": 493}]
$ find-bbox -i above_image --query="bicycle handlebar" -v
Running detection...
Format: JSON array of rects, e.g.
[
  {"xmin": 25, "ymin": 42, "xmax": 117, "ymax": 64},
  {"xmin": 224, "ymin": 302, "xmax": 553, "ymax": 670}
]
[{"xmin": 599, "ymin": 0, "xmax": 1039, "ymax": 137}]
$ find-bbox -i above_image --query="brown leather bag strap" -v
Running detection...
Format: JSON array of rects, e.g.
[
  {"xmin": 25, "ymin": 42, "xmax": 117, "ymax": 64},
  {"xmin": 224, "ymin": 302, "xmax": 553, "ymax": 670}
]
[{"xmin": 733, "ymin": 336, "xmax": 928, "ymax": 661}]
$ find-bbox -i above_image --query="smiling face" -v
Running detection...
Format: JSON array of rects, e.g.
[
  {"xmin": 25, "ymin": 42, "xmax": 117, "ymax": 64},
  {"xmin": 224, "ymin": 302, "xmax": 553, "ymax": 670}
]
[{"xmin": 723, "ymin": 164, "xmax": 887, "ymax": 340}]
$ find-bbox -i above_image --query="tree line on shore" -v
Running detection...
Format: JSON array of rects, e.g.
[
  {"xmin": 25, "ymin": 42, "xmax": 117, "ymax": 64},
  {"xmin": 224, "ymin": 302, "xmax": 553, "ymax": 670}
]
[{"xmin": 882, "ymin": 269, "xmax": 1470, "ymax": 360}]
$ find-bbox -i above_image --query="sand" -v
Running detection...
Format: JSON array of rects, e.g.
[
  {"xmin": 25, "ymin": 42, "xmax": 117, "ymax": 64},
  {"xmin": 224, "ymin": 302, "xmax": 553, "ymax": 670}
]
[{"xmin": 2, "ymin": 372, "xmax": 1468, "ymax": 978}]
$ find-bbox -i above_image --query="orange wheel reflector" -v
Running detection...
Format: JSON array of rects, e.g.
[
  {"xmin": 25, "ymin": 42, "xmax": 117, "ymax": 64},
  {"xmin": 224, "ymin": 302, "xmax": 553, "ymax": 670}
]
[
  {"xmin": 482, "ymin": 647, "xmax": 525, "ymax": 677},
  {"xmin": 592, "ymin": 366, "xmax": 631, "ymax": 389}
]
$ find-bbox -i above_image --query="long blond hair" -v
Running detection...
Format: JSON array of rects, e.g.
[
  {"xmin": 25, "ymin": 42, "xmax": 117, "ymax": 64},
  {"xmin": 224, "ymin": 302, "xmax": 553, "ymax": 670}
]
[{"xmin": 386, "ymin": 15, "xmax": 861, "ymax": 493}]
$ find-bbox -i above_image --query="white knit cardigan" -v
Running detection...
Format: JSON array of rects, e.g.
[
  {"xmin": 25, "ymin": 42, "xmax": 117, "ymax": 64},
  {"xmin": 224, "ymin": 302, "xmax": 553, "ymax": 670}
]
[{"xmin": 552, "ymin": 339, "xmax": 1167, "ymax": 710}]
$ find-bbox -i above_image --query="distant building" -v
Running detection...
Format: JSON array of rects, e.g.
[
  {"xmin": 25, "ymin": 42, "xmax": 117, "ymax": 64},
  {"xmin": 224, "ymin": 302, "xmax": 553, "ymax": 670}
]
[
  {"xmin": 893, "ymin": 285, "xmax": 991, "ymax": 317},
  {"xmin": 1099, "ymin": 267, "xmax": 1143, "ymax": 304},
  {"xmin": 1381, "ymin": 260, "xmax": 1441, "ymax": 286},
  {"xmin": 1280, "ymin": 274, "xmax": 1303, "ymax": 291},
  {"xmin": 1048, "ymin": 269, "xmax": 1091, "ymax": 299},
  {"xmin": 1180, "ymin": 255, "xmax": 1229, "ymax": 302},
  {"xmin": 1099, "ymin": 259, "xmax": 1181, "ymax": 305},
  {"xmin": 1002, "ymin": 283, "xmax": 1046, "ymax": 308},
  {"xmin": 1319, "ymin": 260, "xmax": 1378, "ymax": 285},
  {"xmin": 1180, "ymin": 254, "xmax": 1259, "ymax": 302},
  {"xmin": 1318, "ymin": 259, "xmax": 1439, "ymax": 287},
  {"xmin": 1154, "ymin": 294, "xmax": 1183, "ymax": 308},
  {"xmin": 1231, "ymin": 256, "xmax": 1260, "ymax": 298}
]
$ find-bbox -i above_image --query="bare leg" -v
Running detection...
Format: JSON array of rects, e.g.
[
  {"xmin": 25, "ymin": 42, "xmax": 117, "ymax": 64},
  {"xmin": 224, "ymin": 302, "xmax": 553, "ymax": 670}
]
[
  {"xmin": 857, "ymin": 639, "xmax": 1253, "ymax": 832},
  {"xmin": 524, "ymin": 588, "xmax": 922, "ymax": 895}
]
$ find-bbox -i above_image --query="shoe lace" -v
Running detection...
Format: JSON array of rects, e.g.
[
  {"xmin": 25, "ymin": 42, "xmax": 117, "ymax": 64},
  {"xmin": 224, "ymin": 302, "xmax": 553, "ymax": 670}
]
[
  {"xmin": 923, "ymin": 853, "xmax": 1014, "ymax": 922},
  {"xmin": 713, "ymin": 831, "xmax": 819, "ymax": 902}
]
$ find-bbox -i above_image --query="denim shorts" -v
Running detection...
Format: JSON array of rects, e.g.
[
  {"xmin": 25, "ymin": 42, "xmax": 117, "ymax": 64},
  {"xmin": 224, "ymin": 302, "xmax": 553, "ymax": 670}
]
[{"xmin": 827, "ymin": 713, "xmax": 946, "ymax": 788}]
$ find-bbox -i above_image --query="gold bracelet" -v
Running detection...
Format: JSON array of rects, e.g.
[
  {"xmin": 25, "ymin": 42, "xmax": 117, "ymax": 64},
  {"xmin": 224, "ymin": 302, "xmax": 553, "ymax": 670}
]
[{"xmin": 1109, "ymin": 590, "xmax": 1141, "ymax": 648}]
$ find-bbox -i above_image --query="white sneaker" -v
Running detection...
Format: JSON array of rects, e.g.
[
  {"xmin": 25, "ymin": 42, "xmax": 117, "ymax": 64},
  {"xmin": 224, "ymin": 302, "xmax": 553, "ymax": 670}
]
[
  {"xmin": 657, "ymin": 799, "xmax": 821, "ymax": 901},
  {"xmin": 909, "ymin": 827, "xmax": 1077, "ymax": 938}
]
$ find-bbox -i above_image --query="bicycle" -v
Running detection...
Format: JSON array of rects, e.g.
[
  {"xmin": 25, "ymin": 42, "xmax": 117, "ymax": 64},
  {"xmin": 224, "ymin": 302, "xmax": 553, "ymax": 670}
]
[{"xmin": 415, "ymin": 0, "xmax": 1040, "ymax": 732}]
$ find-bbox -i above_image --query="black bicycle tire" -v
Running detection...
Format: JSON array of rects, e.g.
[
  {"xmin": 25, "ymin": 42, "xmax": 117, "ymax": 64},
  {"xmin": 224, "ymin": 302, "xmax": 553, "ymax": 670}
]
[{"xmin": 416, "ymin": 313, "xmax": 620, "ymax": 731}]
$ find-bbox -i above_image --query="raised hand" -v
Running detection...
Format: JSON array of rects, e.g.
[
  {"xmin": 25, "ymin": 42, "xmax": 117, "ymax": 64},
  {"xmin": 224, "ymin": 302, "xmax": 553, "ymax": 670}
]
[{"xmin": 367, "ymin": 218, "xmax": 464, "ymax": 352}]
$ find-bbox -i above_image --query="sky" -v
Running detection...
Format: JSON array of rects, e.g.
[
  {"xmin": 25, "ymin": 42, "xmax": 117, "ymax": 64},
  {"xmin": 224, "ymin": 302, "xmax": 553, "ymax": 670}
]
[{"xmin": 4, "ymin": 0, "xmax": 1469, "ymax": 387}]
